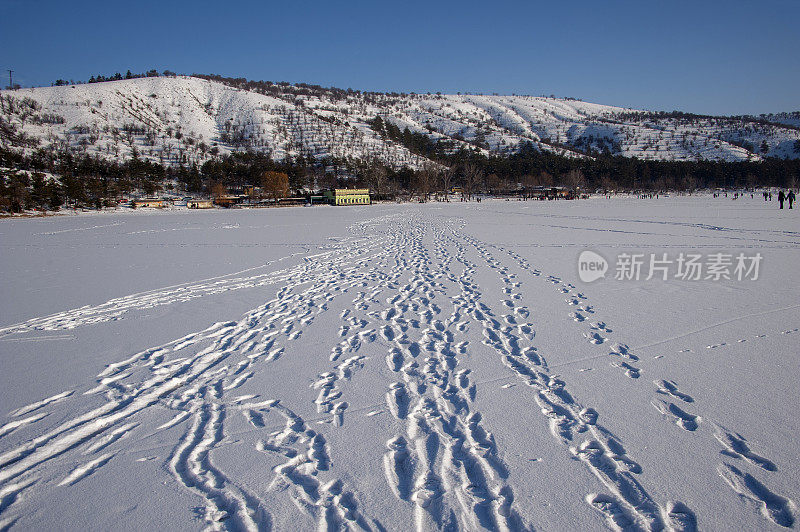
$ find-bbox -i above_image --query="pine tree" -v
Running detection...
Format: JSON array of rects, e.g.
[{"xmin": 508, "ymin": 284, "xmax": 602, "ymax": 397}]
[
  {"xmin": 48, "ymin": 181, "xmax": 63, "ymax": 211},
  {"xmin": 30, "ymin": 172, "xmax": 47, "ymax": 209}
]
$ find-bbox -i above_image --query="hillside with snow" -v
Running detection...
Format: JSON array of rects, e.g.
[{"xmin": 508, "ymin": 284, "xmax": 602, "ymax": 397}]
[{"xmin": 1, "ymin": 76, "xmax": 799, "ymax": 170}]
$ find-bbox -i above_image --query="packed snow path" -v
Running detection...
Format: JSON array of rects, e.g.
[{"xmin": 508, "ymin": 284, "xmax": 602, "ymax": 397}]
[{"xmin": 0, "ymin": 200, "xmax": 798, "ymax": 531}]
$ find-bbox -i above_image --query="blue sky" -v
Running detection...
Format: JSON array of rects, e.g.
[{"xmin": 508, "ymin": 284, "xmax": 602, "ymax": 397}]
[{"xmin": 1, "ymin": 0, "xmax": 798, "ymax": 115}]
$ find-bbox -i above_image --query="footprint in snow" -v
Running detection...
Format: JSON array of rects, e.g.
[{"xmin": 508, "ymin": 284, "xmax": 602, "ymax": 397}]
[{"xmin": 651, "ymin": 399, "xmax": 700, "ymax": 431}]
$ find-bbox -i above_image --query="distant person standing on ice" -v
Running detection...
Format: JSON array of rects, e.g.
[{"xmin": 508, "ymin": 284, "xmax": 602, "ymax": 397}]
[
  {"xmin": 788, "ymin": 190, "xmax": 795, "ymax": 209},
  {"xmin": 778, "ymin": 190, "xmax": 785, "ymax": 209}
]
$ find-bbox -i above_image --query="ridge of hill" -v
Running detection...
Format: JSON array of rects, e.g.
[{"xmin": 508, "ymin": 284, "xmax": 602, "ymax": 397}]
[{"xmin": 2, "ymin": 76, "xmax": 799, "ymax": 171}]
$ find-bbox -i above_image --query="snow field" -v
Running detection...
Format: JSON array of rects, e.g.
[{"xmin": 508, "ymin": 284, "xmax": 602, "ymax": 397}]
[{"xmin": 0, "ymin": 196, "xmax": 798, "ymax": 530}]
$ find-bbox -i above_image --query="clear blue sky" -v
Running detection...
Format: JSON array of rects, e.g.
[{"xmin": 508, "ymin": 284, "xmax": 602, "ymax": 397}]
[{"xmin": 2, "ymin": 0, "xmax": 798, "ymax": 115}]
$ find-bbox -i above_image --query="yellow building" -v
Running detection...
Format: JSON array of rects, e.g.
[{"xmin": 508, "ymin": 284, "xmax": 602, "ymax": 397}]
[
  {"xmin": 132, "ymin": 198, "xmax": 165, "ymax": 208},
  {"xmin": 325, "ymin": 188, "xmax": 371, "ymax": 206}
]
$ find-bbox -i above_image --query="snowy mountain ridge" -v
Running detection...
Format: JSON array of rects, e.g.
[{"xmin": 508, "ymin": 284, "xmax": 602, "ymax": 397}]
[{"xmin": 2, "ymin": 75, "xmax": 799, "ymax": 170}]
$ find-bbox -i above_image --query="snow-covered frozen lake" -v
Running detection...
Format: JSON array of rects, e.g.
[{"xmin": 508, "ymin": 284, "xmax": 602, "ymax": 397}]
[{"xmin": 0, "ymin": 196, "xmax": 798, "ymax": 531}]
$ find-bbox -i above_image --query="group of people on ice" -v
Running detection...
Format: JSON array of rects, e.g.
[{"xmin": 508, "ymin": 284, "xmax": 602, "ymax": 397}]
[{"xmin": 764, "ymin": 190, "xmax": 796, "ymax": 209}]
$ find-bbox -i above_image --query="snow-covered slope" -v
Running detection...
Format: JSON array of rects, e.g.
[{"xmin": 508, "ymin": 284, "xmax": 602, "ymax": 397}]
[
  {"xmin": 757, "ymin": 111, "xmax": 800, "ymax": 129},
  {"xmin": 2, "ymin": 76, "xmax": 799, "ymax": 168},
  {"xmin": 0, "ymin": 77, "xmax": 429, "ymax": 169}
]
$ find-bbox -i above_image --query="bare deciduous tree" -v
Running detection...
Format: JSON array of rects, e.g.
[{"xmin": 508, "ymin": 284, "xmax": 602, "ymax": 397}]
[
  {"xmin": 413, "ymin": 163, "xmax": 437, "ymax": 202},
  {"xmin": 485, "ymin": 173, "xmax": 502, "ymax": 193},
  {"xmin": 211, "ymin": 182, "xmax": 227, "ymax": 199},
  {"xmin": 439, "ymin": 166, "xmax": 454, "ymax": 201},
  {"xmin": 366, "ymin": 162, "xmax": 388, "ymax": 198},
  {"xmin": 563, "ymin": 168, "xmax": 586, "ymax": 190},
  {"xmin": 261, "ymin": 171, "xmax": 289, "ymax": 202},
  {"xmin": 462, "ymin": 163, "xmax": 482, "ymax": 201},
  {"xmin": 537, "ymin": 170, "xmax": 553, "ymax": 187}
]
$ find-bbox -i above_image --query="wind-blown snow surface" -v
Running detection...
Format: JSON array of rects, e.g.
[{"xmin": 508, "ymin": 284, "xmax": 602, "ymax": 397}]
[{"xmin": 0, "ymin": 198, "xmax": 798, "ymax": 531}]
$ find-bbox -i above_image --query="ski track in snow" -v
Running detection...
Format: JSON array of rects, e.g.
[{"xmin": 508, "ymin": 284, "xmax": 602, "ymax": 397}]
[{"xmin": 0, "ymin": 210, "xmax": 795, "ymax": 530}]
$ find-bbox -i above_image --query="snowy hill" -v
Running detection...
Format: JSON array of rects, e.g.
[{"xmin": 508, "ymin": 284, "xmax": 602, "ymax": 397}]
[
  {"xmin": 757, "ymin": 111, "xmax": 800, "ymax": 129},
  {"xmin": 2, "ymin": 76, "xmax": 799, "ymax": 169}
]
